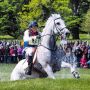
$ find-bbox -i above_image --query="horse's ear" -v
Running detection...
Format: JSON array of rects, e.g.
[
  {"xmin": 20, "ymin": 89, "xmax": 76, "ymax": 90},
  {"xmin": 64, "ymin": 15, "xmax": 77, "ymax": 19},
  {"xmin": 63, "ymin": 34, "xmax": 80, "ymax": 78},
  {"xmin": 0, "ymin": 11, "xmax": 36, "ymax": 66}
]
[
  {"xmin": 51, "ymin": 12, "xmax": 56, "ymax": 16},
  {"xmin": 50, "ymin": 8, "xmax": 56, "ymax": 14},
  {"xmin": 51, "ymin": 14, "xmax": 53, "ymax": 17},
  {"xmin": 51, "ymin": 12, "xmax": 61, "ymax": 17}
]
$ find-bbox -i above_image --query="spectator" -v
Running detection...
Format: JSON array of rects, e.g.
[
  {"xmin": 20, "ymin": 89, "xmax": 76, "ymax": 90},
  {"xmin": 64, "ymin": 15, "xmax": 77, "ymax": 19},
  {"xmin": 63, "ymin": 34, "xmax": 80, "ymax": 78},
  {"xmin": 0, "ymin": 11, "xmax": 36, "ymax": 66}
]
[
  {"xmin": 0, "ymin": 45, "xmax": 4, "ymax": 63},
  {"xmin": 9, "ymin": 45, "xmax": 15, "ymax": 63},
  {"xmin": 14, "ymin": 45, "xmax": 18, "ymax": 63},
  {"xmin": 4, "ymin": 45, "xmax": 10, "ymax": 63},
  {"xmin": 74, "ymin": 47, "xmax": 83, "ymax": 67},
  {"xmin": 0, "ymin": 45, "xmax": 5, "ymax": 63},
  {"xmin": 17, "ymin": 46, "xmax": 23, "ymax": 62},
  {"xmin": 80, "ymin": 54, "xmax": 88, "ymax": 68}
]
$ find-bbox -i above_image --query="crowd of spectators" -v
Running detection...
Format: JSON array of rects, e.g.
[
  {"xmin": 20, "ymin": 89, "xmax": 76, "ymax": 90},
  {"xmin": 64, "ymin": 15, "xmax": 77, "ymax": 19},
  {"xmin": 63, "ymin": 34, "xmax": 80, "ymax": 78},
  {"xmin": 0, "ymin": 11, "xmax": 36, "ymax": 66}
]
[
  {"xmin": 0, "ymin": 40, "xmax": 23, "ymax": 63},
  {"xmin": 0, "ymin": 40, "xmax": 90, "ymax": 68},
  {"xmin": 64, "ymin": 40, "xmax": 90, "ymax": 68}
]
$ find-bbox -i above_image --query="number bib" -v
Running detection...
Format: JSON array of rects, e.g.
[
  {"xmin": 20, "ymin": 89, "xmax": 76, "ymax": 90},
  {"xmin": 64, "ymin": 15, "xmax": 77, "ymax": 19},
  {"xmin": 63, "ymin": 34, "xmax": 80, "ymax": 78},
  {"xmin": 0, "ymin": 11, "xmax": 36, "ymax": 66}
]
[{"xmin": 29, "ymin": 36, "xmax": 39, "ymax": 45}]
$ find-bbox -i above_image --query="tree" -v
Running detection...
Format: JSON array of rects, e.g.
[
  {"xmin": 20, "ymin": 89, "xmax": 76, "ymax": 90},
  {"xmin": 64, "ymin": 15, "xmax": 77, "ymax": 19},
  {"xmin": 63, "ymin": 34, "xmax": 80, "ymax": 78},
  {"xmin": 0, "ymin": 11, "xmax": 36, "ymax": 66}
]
[
  {"xmin": 19, "ymin": 0, "xmax": 72, "ymax": 30},
  {"xmin": 69, "ymin": 0, "xmax": 90, "ymax": 39},
  {"xmin": 81, "ymin": 9, "xmax": 90, "ymax": 33},
  {"xmin": 1, "ymin": 0, "xmax": 89, "ymax": 39},
  {"xmin": 0, "ymin": 0, "xmax": 23, "ymax": 38}
]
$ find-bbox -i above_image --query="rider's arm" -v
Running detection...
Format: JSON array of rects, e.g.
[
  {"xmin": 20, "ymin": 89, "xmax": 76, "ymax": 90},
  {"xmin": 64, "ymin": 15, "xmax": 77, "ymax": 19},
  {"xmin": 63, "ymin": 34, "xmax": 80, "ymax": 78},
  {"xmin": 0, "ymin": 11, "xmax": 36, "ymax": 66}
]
[
  {"xmin": 23, "ymin": 30, "xmax": 32, "ymax": 42},
  {"xmin": 36, "ymin": 32, "xmax": 41, "ymax": 39}
]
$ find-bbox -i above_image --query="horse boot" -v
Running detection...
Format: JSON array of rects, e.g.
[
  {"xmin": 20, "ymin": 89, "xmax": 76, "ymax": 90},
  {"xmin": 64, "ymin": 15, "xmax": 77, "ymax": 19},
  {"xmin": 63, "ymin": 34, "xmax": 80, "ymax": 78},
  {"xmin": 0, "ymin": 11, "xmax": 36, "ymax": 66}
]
[
  {"xmin": 27, "ymin": 56, "xmax": 33, "ymax": 75},
  {"xmin": 72, "ymin": 71, "xmax": 80, "ymax": 79}
]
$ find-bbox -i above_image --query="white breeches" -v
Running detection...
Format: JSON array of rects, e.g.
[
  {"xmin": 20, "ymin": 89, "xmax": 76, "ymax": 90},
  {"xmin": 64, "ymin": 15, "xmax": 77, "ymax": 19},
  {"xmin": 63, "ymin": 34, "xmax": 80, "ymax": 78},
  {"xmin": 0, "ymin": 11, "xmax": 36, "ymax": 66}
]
[{"xmin": 25, "ymin": 47, "xmax": 34, "ymax": 56}]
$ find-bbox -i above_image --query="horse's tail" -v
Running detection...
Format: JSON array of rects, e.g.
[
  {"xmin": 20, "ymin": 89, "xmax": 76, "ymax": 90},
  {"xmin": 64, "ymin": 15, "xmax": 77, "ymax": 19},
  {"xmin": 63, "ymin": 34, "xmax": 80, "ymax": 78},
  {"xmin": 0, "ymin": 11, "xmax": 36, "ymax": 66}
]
[{"xmin": 33, "ymin": 49, "xmax": 37, "ymax": 64}]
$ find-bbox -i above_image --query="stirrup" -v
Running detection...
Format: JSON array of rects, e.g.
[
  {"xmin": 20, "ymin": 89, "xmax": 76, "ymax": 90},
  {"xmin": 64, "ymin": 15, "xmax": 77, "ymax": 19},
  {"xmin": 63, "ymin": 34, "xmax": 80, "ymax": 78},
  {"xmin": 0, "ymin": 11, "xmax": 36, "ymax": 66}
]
[{"xmin": 26, "ymin": 71, "xmax": 32, "ymax": 75}]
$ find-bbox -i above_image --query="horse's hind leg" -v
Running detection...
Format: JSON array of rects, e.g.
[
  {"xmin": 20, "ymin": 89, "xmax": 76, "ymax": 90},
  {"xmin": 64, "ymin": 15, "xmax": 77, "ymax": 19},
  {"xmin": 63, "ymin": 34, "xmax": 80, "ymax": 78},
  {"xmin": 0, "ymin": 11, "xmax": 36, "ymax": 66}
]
[{"xmin": 43, "ymin": 64, "xmax": 55, "ymax": 79}]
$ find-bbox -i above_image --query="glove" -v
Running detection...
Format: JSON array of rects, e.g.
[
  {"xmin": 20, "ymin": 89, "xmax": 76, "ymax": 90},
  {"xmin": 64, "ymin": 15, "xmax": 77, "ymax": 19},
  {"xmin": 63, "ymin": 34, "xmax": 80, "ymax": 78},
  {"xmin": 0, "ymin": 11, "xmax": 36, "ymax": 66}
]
[{"xmin": 36, "ymin": 35, "xmax": 41, "ymax": 39}]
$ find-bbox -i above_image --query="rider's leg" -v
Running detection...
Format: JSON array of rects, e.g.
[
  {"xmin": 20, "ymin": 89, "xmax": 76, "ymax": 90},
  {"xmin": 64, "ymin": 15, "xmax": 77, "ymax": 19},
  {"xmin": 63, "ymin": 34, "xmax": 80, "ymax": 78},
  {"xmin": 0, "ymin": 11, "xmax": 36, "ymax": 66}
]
[
  {"xmin": 27, "ymin": 55, "xmax": 33, "ymax": 75},
  {"xmin": 26, "ymin": 47, "xmax": 37, "ymax": 75},
  {"xmin": 25, "ymin": 47, "xmax": 33, "ymax": 75}
]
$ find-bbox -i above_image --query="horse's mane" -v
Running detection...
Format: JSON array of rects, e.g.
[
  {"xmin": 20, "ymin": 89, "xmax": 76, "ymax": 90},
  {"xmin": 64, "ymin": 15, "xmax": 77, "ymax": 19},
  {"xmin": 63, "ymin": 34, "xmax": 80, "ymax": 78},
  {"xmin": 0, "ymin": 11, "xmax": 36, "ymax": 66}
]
[{"xmin": 43, "ymin": 14, "xmax": 61, "ymax": 33}]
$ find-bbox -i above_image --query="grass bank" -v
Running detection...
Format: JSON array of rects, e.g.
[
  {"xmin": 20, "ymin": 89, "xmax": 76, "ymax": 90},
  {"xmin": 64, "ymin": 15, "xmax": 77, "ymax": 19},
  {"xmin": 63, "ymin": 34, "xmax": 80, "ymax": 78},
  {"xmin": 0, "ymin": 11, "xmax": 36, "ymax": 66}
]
[
  {"xmin": 0, "ymin": 64, "xmax": 90, "ymax": 90},
  {"xmin": 0, "ymin": 78, "xmax": 90, "ymax": 90}
]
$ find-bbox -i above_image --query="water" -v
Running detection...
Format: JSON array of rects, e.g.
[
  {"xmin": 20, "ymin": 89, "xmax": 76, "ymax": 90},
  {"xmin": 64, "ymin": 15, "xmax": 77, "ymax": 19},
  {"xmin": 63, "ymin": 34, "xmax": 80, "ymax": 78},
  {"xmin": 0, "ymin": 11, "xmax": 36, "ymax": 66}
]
[
  {"xmin": 0, "ymin": 64, "xmax": 16, "ymax": 81},
  {"xmin": 0, "ymin": 64, "xmax": 81, "ymax": 81},
  {"xmin": 55, "ymin": 68, "xmax": 73, "ymax": 79}
]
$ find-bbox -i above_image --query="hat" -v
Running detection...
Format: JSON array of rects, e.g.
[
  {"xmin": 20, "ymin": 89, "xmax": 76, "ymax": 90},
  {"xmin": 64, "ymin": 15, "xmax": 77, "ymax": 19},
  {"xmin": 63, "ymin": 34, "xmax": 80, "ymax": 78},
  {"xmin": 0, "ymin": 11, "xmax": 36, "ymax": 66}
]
[{"xmin": 28, "ymin": 21, "xmax": 38, "ymax": 28}]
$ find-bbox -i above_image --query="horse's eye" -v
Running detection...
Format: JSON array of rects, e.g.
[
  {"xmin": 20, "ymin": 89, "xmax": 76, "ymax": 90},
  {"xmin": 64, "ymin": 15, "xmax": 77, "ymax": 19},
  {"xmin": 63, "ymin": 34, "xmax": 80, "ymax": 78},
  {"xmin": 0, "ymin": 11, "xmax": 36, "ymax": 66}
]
[{"xmin": 56, "ymin": 22, "xmax": 60, "ymax": 25}]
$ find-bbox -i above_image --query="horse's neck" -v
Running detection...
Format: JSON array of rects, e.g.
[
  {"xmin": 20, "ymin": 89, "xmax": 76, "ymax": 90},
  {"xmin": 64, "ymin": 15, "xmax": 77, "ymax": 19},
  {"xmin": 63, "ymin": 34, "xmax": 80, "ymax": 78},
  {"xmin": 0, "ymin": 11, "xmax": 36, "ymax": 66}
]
[{"xmin": 41, "ymin": 30, "xmax": 55, "ymax": 48}]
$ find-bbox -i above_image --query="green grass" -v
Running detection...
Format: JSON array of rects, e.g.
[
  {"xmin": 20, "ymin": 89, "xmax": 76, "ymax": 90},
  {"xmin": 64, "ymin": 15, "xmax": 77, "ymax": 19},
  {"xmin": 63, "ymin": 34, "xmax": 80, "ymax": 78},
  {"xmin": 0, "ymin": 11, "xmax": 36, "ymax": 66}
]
[
  {"xmin": 0, "ymin": 64, "xmax": 90, "ymax": 90},
  {"xmin": 0, "ymin": 35, "xmax": 14, "ymax": 39},
  {"xmin": 0, "ymin": 78, "xmax": 90, "ymax": 90},
  {"xmin": 67, "ymin": 34, "xmax": 90, "ymax": 44},
  {"xmin": 68, "ymin": 33, "xmax": 90, "ymax": 40},
  {"xmin": 0, "ymin": 34, "xmax": 90, "ymax": 40},
  {"xmin": 0, "ymin": 64, "xmax": 16, "ymax": 81},
  {"xmin": 79, "ymin": 34, "xmax": 90, "ymax": 40}
]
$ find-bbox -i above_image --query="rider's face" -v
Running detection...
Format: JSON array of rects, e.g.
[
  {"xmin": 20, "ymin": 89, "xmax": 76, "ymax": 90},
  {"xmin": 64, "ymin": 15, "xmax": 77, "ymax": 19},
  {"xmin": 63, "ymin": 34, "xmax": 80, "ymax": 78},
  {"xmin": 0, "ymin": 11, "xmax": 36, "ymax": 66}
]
[{"xmin": 32, "ymin": 26, "xmax": 38, "ymax": 31}]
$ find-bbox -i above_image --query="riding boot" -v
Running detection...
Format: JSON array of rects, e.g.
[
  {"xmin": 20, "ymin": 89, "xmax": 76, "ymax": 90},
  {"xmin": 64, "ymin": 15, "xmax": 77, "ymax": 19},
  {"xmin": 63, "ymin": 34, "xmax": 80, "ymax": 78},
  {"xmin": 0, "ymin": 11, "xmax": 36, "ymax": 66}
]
[{"xmin": 27, "ymin": 56, "xmax": 33, "ymax": 75}]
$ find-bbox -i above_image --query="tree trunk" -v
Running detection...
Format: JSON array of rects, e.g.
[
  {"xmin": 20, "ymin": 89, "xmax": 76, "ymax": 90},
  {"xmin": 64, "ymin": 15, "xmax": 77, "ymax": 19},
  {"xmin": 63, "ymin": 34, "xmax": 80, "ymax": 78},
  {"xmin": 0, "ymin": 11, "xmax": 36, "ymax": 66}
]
[{"xmin": 71, "ymin": 26, "xmax": 79, "ymax": 39}]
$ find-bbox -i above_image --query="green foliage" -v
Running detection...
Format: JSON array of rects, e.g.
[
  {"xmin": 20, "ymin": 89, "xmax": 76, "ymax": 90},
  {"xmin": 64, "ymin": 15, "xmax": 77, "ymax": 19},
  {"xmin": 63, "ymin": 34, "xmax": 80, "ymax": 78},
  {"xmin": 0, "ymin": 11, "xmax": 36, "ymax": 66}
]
[
  {"xmin": 0, "ymin": 35, "xmax": 14, "ymax": 40},
  {"xmin": 0, "ymin": 0, "xmax": 90, "ymax": 39},
  {"xmin": 65, "ymin": 16, "xmax": 81, "ymax": 29},
  {"xmin": 68, "ymin": 0, "xmax": 90, "ymax": 30},
  {"xmin": 19, "ymin": 0, "xmax": 72, "ymax": 30},
  {"xmin": 81, "ymin": 9, "xmax": 90, "ymax": 33},
  {"xmin": 52, "ymin": 0, "xmax": 72, "ymax": 15},
  {"xmin": 0, "ymin": 0, "xmax": 23, "ymax": 38}
]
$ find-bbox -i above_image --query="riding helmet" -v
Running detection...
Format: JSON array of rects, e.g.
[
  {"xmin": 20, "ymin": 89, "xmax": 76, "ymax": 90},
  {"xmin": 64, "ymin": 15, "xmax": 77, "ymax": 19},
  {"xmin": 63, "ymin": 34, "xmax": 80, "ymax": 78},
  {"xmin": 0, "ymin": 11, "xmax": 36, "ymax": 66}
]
[{"xmin": 28, "ymin": 21, "xmax": 38, "ymax": 28}]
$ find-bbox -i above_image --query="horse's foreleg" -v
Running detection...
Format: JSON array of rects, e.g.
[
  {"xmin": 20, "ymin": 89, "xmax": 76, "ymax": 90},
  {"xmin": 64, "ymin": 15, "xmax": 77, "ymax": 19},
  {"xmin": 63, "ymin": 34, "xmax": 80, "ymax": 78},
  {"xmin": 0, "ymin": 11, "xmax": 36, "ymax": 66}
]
[
  {"xmin": 61, "ymin": 61, "xmax": 80, "ymax": 78},
  {"xmin": 61, "ymin": 61, "xmax": 71, "ymax": 68},
  {"xmin": 70, "ymin": 64, "xmax": 76, "ymax": 73},
  {"xmin": 71, "ymin": 64, "xmax": 80, "ymax": 79},
  {"xmin": 43, "ymin": 64, "xmax": 55, "ymax": 79}
]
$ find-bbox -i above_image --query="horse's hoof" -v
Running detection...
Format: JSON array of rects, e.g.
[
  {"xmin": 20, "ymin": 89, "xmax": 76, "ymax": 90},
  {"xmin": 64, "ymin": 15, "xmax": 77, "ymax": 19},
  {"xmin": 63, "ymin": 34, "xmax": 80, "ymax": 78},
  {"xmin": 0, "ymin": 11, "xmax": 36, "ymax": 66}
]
[
  {"xmin": 72, "ymin": 71, "xmax": 80, "ymax": 79},
  {"xmin": 77, "ymin": 75, "xmax": 80, "ymax": 79},
  {"xmin": 75, "ymin": 74, "xmax": 80, "ymax": 79}
]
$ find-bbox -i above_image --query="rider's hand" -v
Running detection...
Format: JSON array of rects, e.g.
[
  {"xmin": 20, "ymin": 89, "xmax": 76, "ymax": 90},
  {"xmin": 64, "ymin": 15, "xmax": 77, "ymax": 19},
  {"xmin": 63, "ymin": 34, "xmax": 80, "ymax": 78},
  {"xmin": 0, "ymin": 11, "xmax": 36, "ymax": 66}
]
[{"xmin": 36, "ymin": 35, "xmax": 41, "ymax": 39}]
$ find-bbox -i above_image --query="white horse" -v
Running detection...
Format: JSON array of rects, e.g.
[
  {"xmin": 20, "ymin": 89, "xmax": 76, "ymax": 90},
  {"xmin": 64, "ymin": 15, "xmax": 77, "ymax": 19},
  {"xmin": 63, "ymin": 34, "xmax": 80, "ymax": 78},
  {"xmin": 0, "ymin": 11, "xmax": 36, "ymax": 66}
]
[{"xmin": 10, "ymin": 14, "xmax": 79, "ymax": 81}]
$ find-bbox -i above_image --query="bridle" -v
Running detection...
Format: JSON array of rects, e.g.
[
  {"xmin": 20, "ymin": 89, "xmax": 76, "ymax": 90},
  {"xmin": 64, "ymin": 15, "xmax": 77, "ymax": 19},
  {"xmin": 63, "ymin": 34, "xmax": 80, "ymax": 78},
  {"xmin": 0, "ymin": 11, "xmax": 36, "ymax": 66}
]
[
  {"xmin": 39, "ymin": 17, "xmax": 67, "ymax": 51},
  {"xmin": 54, "ymin": 17, "xmax": 66, "ymax": 36}
]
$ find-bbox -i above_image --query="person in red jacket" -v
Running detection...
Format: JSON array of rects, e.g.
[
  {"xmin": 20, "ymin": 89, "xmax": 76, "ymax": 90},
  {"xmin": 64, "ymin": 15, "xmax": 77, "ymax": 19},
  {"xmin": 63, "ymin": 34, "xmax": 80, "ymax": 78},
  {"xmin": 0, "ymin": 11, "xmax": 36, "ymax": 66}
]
[
  {"xmin": 9, "ymin": 46, "xmax": 15, "ymax": 63},
  {"xmin": 80, "ymin": 54, "xmax": 88, "ymax": 68}
]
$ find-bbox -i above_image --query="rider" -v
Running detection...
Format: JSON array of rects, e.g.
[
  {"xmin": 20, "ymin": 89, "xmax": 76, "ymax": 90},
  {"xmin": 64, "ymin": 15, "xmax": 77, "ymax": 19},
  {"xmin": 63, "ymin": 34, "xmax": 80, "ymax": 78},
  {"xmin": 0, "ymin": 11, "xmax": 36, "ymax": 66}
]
[{"xmin": 23, "ymin": 21, "xmax": 39, "ymax": 75}]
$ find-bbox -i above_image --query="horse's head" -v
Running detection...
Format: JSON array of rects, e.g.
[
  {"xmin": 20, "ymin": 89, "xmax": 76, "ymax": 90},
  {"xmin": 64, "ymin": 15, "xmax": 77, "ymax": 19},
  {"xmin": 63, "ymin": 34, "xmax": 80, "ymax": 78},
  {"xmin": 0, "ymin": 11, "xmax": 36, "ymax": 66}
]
[{"xmin": 51, "ymin": 14, "xmax": 70, "ymax": 37}]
